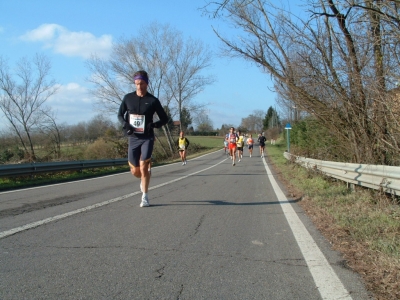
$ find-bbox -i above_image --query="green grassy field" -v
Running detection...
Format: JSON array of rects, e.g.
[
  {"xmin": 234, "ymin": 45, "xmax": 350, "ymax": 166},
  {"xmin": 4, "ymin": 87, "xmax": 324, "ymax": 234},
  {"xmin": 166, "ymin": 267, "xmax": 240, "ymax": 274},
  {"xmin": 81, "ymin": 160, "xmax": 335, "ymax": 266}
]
[{"xmin": 187, "ymin": 135, "xmax": 224, "ymax": 148}]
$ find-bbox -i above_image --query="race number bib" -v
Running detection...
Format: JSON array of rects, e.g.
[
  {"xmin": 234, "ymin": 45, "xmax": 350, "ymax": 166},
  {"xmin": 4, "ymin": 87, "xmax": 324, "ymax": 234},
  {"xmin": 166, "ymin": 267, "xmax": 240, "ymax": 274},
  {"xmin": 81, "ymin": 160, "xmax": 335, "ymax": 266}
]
[{"xmin": 129, "ymin": 114, "xmax": 145, "ymax": 134}]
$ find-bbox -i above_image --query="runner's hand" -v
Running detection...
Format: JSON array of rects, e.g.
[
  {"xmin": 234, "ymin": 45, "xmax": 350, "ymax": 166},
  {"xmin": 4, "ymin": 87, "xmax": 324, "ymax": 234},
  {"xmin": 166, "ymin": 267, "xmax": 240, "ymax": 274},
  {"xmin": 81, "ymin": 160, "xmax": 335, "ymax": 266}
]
[{"xmin": 123, "ymin": 122, "xmax": 133, "ymax": 135}]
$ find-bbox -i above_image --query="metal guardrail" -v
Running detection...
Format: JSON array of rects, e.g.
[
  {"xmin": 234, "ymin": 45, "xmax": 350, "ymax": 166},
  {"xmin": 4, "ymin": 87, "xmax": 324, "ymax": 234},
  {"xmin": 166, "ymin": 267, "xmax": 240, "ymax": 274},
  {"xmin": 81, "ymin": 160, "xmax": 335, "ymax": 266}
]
[
  {"xmin": 0, "ymin": 159, "xmax": 128, "ymax": 177},
  {"xmin": 284, "ymin": 152, "xmax": 400, "ymax": 196}
]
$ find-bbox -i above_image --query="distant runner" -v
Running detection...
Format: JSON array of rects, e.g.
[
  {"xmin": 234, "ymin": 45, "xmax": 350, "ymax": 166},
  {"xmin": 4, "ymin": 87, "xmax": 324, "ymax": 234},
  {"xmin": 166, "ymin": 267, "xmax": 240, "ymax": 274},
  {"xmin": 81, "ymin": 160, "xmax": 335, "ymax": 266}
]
[
  {"xmin": 224, "ymin": 134, "xmax": 229, "ymax": 155},
  {"xmin": 258, "ymin": 133, "xmax": 266, "ymax": 158},
  {"xmin": 236, "ymin": 130, "xmax": 244, "ymax": 162},
  {"xmin": 177, "ymin": 131, "xmax": 190, "ymax": 165},
  {"xmin": 227, "ymin": 127, "xmax": 238, "ymax": 166},
  {"xmin": 247, "ymin": 134, "xmax": 254, "ymax": 158}
]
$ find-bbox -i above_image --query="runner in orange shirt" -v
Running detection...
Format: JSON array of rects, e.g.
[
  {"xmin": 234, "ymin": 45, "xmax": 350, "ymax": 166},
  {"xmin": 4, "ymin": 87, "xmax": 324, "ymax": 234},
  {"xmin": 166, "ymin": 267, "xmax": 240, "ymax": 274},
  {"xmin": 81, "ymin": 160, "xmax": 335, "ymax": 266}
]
[
  {"xmin": 227, "ymin": 127, "xmax": 238, "ymax": 166},
  {"xmin": 246, "ymin": 134, "xmax": 254, "ymax": 157}
]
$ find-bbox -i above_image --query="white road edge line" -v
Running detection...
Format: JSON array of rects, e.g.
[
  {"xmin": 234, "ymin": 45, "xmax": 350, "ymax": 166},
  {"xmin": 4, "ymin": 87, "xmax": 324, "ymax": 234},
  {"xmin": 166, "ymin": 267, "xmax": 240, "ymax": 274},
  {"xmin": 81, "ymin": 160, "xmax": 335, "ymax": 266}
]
[
  {"xmin": 0, "ymin": 158, "xmax": 227, "ymax": 239},
  {"xmin": 262, "ymin": 158, "xmax": 352, "ymax": 300}
]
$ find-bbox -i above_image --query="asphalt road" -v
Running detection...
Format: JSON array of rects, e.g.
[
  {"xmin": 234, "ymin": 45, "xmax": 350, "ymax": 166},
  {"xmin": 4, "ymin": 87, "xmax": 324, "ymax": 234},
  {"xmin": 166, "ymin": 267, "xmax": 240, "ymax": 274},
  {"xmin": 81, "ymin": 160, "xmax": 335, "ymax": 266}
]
[{"xmin": 0, "ymin": 150, "xmax": 372, "ymax": 299}]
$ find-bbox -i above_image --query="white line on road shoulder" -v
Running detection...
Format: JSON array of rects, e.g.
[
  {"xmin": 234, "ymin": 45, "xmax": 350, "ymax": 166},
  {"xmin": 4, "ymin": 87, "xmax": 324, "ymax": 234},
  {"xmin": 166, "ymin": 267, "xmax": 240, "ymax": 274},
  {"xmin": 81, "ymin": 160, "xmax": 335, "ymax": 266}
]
[{"xmin": 262, "ymin": 158, "xmax": 352, "ymax": 300}]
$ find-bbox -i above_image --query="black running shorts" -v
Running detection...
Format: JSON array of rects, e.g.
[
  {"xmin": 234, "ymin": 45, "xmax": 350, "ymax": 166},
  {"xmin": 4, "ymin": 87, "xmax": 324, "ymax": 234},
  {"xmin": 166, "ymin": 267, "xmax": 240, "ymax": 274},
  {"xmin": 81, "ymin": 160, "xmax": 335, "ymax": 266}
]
[{"xmin": 128, "ymin": 136, "xmax": 154, "ymax": 167}]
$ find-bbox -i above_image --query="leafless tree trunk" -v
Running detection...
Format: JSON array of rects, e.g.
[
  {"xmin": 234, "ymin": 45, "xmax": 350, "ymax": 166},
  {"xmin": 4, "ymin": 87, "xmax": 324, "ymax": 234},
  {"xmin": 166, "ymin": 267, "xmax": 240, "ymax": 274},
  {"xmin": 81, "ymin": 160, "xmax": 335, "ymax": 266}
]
[
  {"xmin": 39, "ymin": 111, "xmax": 63, "ymax": 159},
  {"xmin": 0, "ymin": 53, "xmax": 58, "ymax": 162}
]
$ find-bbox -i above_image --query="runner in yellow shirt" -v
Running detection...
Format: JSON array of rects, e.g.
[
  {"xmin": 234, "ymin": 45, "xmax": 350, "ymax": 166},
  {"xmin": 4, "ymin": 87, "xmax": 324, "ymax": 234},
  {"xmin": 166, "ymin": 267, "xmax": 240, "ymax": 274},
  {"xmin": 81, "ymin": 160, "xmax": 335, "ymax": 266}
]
[
  {"xmin": 236, "ymin": 130, "xmax": 244, "ymax": 162},
  {"xmin": 176, "ymin": 131, "xmax": 190, "ymax": 165}
]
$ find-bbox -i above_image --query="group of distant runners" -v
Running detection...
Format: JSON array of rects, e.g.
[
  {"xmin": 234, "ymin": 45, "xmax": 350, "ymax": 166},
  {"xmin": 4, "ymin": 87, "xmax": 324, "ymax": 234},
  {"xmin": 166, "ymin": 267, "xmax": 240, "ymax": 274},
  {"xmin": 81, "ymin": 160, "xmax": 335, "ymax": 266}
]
[{"xmin": 224, "ymin": 127, "xmax": 267, "ymax": 166}]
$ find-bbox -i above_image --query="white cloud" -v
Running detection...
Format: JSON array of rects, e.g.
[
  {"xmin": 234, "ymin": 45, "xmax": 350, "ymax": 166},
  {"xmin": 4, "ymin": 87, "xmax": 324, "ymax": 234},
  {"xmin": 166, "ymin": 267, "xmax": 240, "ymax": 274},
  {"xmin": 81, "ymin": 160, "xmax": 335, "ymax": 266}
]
[
  {"xmin": 20, "ymin": 23, "xmax": 112, "ymax": 59},
  {"xmin": 47, "ymin": 82, "xmax": 98, "ymax": 125},
  {"xmin": 49, "ymin": 82, "xmax": 93, "ymax": 106},
  {"xmin": 20, "ymin": 23, "xmax": 62, "ymax": 41}
]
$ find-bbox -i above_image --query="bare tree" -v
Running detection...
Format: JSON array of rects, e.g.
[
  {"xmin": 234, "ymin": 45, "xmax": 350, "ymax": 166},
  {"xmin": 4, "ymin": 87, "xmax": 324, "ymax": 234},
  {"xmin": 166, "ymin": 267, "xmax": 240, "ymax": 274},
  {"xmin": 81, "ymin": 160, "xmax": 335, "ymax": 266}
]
[
  {"xmin": 87, "ymin": 23, "xmax": 175, "ymax": 113},
  {"xmin": 239, "ymin": 109, "xmax": 265, "ymax": 133},
  {"xmin": 69, "ymin": 122, "xmax": 88, "ymax": 145},
  {"xmin": 164, "ymin": 35, "xmax": 214, "ymax": 131},
  {"xmin": 38, "ymin": 111, "xmax": 63, "ymax": 159},
  {"xmin": 86, "ymin": 22, "xmax": 214, "ymax": 154},
  {"xmin": 0, "ymin": 54, "xmax": 58, "ymax": 161},
  {"xmin": 203, "ymin": 0, "xmax": 400, "ymax": 165},
  {"xmin": 193, "ymin": 110, "xmax": 214, "ymax": 131},
  {"xmin": 86, "ymin": 114, "xmax": 115, "ymax": 141}
]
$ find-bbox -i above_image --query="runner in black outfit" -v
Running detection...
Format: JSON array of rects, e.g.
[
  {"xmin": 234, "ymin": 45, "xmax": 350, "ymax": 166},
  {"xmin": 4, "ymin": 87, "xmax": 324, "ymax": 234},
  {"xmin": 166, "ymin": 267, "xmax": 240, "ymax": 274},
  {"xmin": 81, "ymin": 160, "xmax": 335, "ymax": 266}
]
[
  {"xmin": 258, "ymin": 133, "xmax": 266, "ymax": 158},
  {"xmin": 118, "ymin": 70, "xmax": 168, "ymax": 207}
]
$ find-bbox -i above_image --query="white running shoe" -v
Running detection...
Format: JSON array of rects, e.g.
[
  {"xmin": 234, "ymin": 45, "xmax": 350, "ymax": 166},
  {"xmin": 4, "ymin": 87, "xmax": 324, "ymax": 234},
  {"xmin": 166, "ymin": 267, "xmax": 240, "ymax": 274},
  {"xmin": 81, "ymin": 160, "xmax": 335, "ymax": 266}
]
[
  {"xmin": 250, "ymin": 154, "xmax": 252, "ymax": 157},
  {"xmin": 140, "ymin": 195, "xmax": 150, "ymax": 207},
  {"xmin": 238, "ymin": 159, "xmax": 241, "ymax": 162},
  {"xmin": 185, "ymin": 160, "xmax": 187, "ymax": 165},
  {"xmin": 182, "ymin": 162, "xmax": 185, "ymax": 166},
  {"xmin": 233, "ymin": 162, "xmax": 235, "ymax": 166}
]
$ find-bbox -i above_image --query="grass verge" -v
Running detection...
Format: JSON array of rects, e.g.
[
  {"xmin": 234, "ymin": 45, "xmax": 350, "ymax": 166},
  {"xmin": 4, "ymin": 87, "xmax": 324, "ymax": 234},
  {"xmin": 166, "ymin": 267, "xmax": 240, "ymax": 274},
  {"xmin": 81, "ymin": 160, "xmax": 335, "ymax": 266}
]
[{"xmin": 266, "ymin": 140, "xmax": 400, "ymax": 300}]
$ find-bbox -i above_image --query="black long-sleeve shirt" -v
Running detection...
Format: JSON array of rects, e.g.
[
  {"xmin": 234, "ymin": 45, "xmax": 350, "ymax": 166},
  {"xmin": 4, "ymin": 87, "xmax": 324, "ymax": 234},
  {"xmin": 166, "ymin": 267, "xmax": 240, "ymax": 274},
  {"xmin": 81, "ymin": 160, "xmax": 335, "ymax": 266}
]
[{"xmin": 117, "ymin": 91, "xmax": 168, "ymax": 138}]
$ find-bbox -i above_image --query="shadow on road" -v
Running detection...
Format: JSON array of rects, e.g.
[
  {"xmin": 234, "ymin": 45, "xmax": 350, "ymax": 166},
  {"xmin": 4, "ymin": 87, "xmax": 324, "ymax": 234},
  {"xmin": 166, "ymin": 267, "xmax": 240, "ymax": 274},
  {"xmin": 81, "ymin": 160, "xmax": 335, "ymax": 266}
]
[{"xmin": 152, "ymin": 197, "xmax": 302, "ymax": 207}]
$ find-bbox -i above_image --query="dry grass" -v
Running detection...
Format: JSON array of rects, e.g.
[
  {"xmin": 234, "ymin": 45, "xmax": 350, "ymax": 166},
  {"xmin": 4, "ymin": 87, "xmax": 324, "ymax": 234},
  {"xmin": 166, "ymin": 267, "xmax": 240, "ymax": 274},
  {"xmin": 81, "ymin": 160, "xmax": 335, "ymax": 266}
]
[{"xmin": 266, "ymin": 144, "xmax": 400, "ymax": 300}]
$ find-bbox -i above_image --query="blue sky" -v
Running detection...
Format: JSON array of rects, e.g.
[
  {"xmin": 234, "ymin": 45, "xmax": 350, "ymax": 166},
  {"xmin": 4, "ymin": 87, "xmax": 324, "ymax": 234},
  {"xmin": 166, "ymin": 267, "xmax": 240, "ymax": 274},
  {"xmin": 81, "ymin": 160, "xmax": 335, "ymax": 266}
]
[{"xmin": 0, "ymin": 0, "xmax": 288, "ymax": 130}]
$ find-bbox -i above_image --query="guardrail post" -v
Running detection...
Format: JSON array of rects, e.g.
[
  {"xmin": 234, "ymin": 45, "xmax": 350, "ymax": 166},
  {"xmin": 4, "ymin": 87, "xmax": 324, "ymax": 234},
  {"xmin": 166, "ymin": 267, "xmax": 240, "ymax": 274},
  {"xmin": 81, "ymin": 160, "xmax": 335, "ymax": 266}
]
[{"xmin": 347, "ymin": 182, "xmax": 355, "ymax": 192}]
